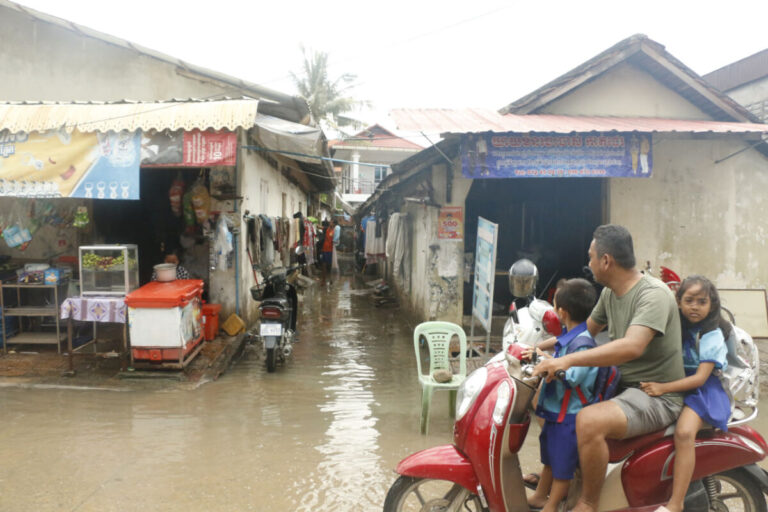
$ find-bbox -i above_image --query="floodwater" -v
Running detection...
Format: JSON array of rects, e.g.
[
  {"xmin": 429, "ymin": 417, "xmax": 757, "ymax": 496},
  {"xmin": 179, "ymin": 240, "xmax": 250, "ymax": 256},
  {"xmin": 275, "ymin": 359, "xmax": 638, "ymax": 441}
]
[
  {"xmin": 0, "ymin": 277, "xmax": 517, "ymax": 512},
  {"xmin": 0, "ymin": 276, "xmax": 766, "ymax": 511}
]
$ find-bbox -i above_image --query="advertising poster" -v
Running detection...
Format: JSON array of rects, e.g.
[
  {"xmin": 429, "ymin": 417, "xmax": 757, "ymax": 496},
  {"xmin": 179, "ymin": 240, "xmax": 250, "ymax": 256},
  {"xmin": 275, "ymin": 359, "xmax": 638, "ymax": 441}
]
[
  {"xmin": 472, "ymin": 217, "xmax": 498, "ymax": 332},
  {"xmin": 0, "ymin": 129, "xmax": 140, "ymax": 199},
  {"xmin": 438, "ymin": 206, "xmax": 464, "ymax": 240},
  {"xmin": 141, "ymin": 129, "xmax": 237, "ymax": 167},
  {"xmin": 461, "ymin": 132, "xmax": 652, "ymax": 179}
]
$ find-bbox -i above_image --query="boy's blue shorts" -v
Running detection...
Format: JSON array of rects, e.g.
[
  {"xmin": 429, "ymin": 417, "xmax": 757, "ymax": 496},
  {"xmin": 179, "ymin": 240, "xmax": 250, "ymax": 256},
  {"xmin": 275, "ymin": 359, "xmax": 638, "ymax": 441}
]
[{"xmin": 539, "ymin": 415, "xmax": 579, "ymax": 480}]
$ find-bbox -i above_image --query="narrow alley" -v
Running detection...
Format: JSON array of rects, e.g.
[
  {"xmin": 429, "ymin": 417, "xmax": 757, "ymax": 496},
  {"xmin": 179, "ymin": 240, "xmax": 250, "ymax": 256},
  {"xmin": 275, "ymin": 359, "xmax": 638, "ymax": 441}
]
[{"xmin": 0, "ymin": 277, "xmax": 535, "ymax": 512}]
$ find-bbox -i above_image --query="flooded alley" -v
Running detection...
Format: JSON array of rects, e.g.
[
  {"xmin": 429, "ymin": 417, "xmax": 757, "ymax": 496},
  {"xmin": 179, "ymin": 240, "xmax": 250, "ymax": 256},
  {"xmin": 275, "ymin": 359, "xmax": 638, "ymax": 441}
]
[
  {"xmin": 0, "ymin": 278, "xmax": 538, "ymax": 512},
  {"xmin": 2, "ymin": 276, "xmax": 768, "ymax": 511}
]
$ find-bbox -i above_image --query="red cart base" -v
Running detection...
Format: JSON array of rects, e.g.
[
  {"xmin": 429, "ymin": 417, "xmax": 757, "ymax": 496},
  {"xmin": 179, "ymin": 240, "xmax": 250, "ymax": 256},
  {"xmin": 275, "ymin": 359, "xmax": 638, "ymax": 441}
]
[{"xmin": 131, "ymin": 334, "xmax": 204, "ymax": 369}]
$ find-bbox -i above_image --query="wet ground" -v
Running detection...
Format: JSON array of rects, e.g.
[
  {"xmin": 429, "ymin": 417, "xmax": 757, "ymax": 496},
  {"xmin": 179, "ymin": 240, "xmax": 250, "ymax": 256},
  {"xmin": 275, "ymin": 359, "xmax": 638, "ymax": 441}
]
[
  {"xmin": 1, "ymin": 275, "xmax": 767, "ymax": 511},
  {"xmin": 0, "ymin": 276, "xmax": 520, "ymax": 512}
]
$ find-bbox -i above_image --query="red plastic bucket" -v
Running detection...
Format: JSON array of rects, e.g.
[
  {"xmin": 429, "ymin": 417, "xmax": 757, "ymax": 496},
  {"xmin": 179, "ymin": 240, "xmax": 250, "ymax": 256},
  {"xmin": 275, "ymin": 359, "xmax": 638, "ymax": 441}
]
[{"xmin": 202, "ymin": 303, "xmax": 222, "ymax": 341}]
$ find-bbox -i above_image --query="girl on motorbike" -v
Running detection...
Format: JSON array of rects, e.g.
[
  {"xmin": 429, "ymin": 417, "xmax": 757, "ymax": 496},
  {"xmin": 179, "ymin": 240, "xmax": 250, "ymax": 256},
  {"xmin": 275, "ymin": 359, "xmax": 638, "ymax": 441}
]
[{"xmin": 639, "ymin": 275, "xmax": 731, "ymax": 512}]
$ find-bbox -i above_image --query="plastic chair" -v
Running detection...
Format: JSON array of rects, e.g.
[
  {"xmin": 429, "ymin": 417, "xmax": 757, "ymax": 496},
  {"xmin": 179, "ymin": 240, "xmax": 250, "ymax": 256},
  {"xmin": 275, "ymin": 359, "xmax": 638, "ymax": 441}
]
[{"xmin": 413, "ymin": 321, "xmax": 468, "ymax": 434}]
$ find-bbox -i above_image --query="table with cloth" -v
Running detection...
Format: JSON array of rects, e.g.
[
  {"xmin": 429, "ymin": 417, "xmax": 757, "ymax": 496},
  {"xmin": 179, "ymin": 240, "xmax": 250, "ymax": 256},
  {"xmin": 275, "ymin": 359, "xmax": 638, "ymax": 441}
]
[{"xmin": 60, "ymin": 296, "xmax": 128, "ymax": 372}]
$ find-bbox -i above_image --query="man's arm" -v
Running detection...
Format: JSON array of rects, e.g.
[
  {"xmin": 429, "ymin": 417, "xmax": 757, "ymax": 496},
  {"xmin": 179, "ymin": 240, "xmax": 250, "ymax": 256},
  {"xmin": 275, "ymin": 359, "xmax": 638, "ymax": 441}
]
[
  {"xmin": 586, "ymin": 317, "xmax": 605, "ymax": 338},
  {"xmin": 533, "ymin": 324, "xmax": 655, "ymax": 381}
]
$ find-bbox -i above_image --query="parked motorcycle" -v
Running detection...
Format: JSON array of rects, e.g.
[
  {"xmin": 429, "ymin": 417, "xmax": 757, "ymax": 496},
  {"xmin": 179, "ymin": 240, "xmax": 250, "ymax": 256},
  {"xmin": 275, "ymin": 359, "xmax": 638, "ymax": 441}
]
[
  {"xmin": 385, "ymin": 260, "xmax": 768, "ymax": 511},
  {"xmin": 250, "ymin": 256, "xmax": 302, "ymax": 373},
  {"xmin": 502, "ymin": 258, "xmax": 562, "ymax": 351}
]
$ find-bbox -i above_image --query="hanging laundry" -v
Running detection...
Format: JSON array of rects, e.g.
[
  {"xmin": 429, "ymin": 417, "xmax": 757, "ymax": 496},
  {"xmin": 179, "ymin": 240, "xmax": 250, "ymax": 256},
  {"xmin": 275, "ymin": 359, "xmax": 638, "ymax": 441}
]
[{"xmin": 365, "ymin": 218, "xmax": 386, "ymax": 264}]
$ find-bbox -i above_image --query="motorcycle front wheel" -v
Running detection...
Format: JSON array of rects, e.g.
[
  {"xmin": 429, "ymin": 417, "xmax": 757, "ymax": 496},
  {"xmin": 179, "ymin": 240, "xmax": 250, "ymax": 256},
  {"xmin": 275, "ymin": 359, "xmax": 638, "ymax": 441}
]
[
  {"xmin": 265, "ymin": 347, "xmax": 277, "ymax": 372},
  {"xmin": 383, "ymin": 476, "xmax": 483, "ymax": 512},
  {"xmin": 706, "ymin": 468, "xmax": 767, "ymax": 512}
]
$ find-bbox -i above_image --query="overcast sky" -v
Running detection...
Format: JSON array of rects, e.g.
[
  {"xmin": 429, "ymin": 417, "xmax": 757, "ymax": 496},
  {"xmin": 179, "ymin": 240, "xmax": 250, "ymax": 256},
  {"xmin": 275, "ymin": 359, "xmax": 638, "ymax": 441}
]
[{"xmin": 15, "ymin": 0, "xmax": 768, "ymax": 124}]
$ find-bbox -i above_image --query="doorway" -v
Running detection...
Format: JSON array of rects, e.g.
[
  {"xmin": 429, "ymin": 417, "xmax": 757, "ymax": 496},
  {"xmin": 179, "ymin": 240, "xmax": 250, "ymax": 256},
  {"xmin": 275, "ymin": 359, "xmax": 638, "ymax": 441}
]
[
  {"xmin": 463, "ymin": 178, "xmax": 605, "ymax": 315},
  {"xmin": 92, "ymin": 168, "xmax": 209, "ymax": 287}
]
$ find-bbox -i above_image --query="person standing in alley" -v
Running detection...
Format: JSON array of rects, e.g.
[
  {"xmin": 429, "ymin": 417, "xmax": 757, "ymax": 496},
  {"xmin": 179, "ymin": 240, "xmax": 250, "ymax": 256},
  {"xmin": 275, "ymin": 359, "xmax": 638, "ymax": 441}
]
[{"xmin": 321, "ymin": 218, "xmax": 338, "ymax": 286}]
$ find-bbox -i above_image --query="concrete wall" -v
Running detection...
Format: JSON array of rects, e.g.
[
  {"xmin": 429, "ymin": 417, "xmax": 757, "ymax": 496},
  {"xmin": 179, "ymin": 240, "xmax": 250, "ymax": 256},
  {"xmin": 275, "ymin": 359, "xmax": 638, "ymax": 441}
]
[
  {"xmin": 226, "ymin": 143, "xmax": 308, "ymax": 326},
  {"xmin": 726, "ymin": 76, "xmax": 768, "ymax": 112},
  {"xmin": 539, "ymin": 61, "xmax": 768, "ymax": 289},
  {"xmin": 610, "ymin": 136, "xmax": 768, "ymax": 289},
  {"xmin": 398, "ymin": 161, "xmax": 472, "ymax": 324},
  {"xmin": 0, "ymin": 8, "xmax": 241, "ymax": 101},
  {"xmin": 540, "ymin": 62, "xmax": 711, "ymax": 120}
]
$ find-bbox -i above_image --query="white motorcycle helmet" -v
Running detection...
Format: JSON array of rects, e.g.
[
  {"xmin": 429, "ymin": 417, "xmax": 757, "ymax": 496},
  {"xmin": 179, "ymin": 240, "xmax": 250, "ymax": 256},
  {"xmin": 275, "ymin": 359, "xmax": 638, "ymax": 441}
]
[{"xmin": 508, "ymin": 258, "xmax": 538, "ymax": 298}]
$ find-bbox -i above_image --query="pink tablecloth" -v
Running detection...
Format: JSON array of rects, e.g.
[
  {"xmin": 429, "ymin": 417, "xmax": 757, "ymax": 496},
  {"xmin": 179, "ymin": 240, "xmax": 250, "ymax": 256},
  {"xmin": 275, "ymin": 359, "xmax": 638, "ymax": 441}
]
[{"xmin": 60, "ymin": 296, "xmax": 126, "ymax": 323}]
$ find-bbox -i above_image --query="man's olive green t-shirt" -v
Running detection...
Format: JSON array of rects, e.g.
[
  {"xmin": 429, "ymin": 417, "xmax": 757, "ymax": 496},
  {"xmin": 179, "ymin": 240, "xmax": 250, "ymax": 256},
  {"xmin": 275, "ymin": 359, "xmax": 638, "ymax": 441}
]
[{"xmin": 590, "ymin": 274, "xmax": 684, "ymax": 402}]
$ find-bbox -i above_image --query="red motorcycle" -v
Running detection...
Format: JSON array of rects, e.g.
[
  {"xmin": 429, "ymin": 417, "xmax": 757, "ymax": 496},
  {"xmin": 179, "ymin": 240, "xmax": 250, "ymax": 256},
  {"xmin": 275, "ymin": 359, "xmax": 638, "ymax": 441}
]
[{"xmin": 384, "ymin": 344, "xmax": 768, "ymax": 511}]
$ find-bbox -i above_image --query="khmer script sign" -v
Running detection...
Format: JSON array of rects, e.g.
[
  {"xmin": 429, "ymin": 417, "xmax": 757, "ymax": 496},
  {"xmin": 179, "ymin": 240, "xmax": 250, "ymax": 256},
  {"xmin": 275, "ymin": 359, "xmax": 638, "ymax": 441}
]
[{"xmin": 461, "ymin": 132, "xmax": 652, "ymax": 179}]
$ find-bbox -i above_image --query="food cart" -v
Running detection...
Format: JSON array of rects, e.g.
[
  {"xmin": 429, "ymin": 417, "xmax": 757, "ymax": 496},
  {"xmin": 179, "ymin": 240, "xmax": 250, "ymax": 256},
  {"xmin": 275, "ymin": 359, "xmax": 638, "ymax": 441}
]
[{"xmin": 124, "ymin": 280, "xmax": 204, "ymax": 369}]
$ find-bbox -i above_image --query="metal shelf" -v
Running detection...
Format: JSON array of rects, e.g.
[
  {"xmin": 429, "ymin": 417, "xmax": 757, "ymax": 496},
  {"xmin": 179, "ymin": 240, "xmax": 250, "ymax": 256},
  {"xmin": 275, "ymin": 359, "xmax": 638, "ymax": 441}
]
[
  {"xmin": 8, "ymin": 331, "xmax": 66, "ymax": 345},
  {"xmin": 1, "ymin": 281, "xmax": 67, "ymax": 353},
  {"xmin": 3, "ymin": 307, "xmax": 57, "ymax": 316}
]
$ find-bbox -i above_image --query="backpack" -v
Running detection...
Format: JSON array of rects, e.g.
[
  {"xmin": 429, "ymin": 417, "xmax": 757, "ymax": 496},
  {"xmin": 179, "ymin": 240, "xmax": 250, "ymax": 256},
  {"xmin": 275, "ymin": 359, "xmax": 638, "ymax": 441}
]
[
  {"xmin": 709, "ymin": 325, "xmax": 759, "ymax": 424},
  {"xmin": 554, "ymin": 336, "xmax": 621, "ymax": 423}
]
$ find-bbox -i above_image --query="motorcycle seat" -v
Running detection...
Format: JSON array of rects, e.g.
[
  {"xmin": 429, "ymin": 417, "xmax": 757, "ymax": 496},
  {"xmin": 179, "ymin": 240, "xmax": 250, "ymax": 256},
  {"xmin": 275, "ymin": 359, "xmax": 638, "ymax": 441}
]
[
  {"xmin": 261, "ymin": 297, "xmax": 290, "ymax": 308},
  {"xmin": 607, "ymin": 426, "xmax": 674, "ymax": 462}
]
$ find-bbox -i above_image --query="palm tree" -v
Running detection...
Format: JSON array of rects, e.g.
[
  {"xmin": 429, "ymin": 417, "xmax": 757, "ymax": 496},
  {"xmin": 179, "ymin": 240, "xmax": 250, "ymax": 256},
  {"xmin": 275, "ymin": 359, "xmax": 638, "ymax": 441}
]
[{"xmin": 290, "ymin": 46, "xmax": 366, "ymax": 132}]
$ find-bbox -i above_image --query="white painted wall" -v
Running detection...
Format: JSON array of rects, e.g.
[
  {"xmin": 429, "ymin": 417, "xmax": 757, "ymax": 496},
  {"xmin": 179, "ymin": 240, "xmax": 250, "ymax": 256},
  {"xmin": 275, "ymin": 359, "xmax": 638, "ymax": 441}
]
[
  {"xmin": 726, "ymin": 77, "xmax": 768, "ymax": 111},
  {"xmin": 540, "ymin": 63, "xmax": 711, "ymax": 119},
  {"xmin": 0, "ymin": 8, "xmax": 242, "ymax": 101},
  {"xmin": 397, "ymin": 161, "xmax": 472, "ymax": 325},
  {"xmin": 227, "ymin": 145, "xmax": 308, "ymax": 325},
  {"xmin": 610, "ymin": 136, "xmax": 768, "ymax": 289}
]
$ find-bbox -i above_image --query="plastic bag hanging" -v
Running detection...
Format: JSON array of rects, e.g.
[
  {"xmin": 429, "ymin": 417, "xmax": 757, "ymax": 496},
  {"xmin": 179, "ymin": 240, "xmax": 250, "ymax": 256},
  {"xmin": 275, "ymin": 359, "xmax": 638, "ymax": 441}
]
[
  {"xmin": 190, "ymin": 179, "xmax": 211, "ymax": 224},
  {"xmin": 213, "ymin": 215, "xmax": 233, "ymax": 270}
]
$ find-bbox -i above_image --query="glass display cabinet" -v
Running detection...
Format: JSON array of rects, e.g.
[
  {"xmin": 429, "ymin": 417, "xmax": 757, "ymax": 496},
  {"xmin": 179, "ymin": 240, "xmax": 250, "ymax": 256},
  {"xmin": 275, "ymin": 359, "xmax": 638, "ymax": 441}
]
[{"xmin": 79, "ymin": 245, "xmax": 139, "ymax": 296}]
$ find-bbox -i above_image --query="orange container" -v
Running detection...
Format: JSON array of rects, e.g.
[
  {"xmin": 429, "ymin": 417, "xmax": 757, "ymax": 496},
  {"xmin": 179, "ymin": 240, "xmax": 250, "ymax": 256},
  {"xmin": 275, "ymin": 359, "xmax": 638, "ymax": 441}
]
[{"xmin": 202, "ymin": 303, "xmax": 222, "ymax": 341}]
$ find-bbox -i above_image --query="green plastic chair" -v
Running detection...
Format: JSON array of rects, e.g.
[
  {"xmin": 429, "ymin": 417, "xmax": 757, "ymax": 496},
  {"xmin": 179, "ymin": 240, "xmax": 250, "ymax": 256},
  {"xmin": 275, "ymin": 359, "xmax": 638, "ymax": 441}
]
[{"xmin": 413, "ymin": 321, "xmax": 468, "ymax": 434}]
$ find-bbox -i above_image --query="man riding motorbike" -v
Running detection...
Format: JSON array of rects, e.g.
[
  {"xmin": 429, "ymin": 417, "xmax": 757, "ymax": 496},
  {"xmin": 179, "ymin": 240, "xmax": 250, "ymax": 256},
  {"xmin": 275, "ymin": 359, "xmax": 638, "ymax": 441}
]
[{"xmin": 535, "ymin": 224, "xmax": 685, "ymax": 512}]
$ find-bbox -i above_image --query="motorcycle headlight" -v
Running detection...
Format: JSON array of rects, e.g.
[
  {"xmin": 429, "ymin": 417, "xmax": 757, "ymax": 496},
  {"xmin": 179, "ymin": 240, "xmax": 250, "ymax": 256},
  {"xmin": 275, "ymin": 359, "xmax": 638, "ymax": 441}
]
[
  {"xmin": 456, "ymin": 367, "xmax": 487, "ymax": 421},
  {"xmin": 492, "ymin": 380, "xmax": 511, "ymax": 425}
]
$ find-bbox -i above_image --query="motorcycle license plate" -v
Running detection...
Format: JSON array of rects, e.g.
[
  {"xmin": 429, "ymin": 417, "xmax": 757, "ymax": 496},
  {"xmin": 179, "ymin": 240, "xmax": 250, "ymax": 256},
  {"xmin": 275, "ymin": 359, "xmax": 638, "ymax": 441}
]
[{"xmin": 260, "ymin": 323, "xmax": 283, "ymax": 336}]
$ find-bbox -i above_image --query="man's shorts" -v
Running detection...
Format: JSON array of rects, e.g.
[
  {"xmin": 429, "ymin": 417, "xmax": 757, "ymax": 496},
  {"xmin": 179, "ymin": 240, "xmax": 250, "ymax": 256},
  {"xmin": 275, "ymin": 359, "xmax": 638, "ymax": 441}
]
[
  {"xmin": 320, "ymin": 251, "xmax": 333, "ymax": 265},
  {"xmin": 540, "ymin": 415, "xmax": 579, "ymax": 480},
  {"xmin": 611, "ymin": 387, "xmax": 682, "ymax": 438}
]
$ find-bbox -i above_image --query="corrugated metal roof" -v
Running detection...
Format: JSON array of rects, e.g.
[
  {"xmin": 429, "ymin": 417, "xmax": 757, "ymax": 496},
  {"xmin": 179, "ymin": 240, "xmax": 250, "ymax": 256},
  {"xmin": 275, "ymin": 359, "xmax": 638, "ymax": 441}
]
[
  {"xmin": 391, "ymin": 108, "xmax": 768, "ymax": 135},
  {"xmin": 1, "ymin": 0, "xmax": 309, "ymax": 123},
  {"xmin": 703, "ymin": 48, "xmax": 768, "ymax": 92},
  {"xmin": 329, "ymin": 124, "xmax": 424, "ymax": 151},
  {"xmin": 0, "ymin": 98, "xmax": 259, "ymax": 133}
]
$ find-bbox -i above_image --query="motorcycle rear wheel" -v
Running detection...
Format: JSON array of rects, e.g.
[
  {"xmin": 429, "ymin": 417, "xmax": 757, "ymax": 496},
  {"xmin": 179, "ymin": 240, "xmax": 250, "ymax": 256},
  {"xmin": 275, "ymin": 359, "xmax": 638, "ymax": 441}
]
[
  {"xmin": 707, "ymin": 468, "xmax": 767, "ymax": 512},
  {"xmin": 383, "ymin": 476, "xmax": 482, "ymax": 512},
  {"xmin": 265, "ymin": 347, "xmax": 277, "ymax": 372}
]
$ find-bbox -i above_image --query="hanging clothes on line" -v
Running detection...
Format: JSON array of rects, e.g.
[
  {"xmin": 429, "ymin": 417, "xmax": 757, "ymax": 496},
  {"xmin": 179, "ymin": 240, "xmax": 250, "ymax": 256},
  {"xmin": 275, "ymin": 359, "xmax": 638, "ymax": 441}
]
[
  {"xmin": 386, "ymin": 213, "xmax": 409, "ymax": 286},
  {"xmin": 364, "ymin": 217, "xmax": 386, "ymax": 264}
]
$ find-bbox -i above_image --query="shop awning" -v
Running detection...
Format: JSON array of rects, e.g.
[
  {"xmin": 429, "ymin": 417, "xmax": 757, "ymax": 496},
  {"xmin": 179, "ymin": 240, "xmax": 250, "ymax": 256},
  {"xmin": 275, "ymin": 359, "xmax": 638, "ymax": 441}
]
[
  {"xmin": 248, "ymin": 114, "xmax": 336, "ymax": 192},
  {"xmin": 253, "ymin": 114, "xmax": 326, "ymax": 164},
  {"xmin": 390, "ymin": 108, "xmax": 768, "ymax": 137},
  {"xmin": 0, "ymin": 98, "xmax": 260, "ymax": 133}
]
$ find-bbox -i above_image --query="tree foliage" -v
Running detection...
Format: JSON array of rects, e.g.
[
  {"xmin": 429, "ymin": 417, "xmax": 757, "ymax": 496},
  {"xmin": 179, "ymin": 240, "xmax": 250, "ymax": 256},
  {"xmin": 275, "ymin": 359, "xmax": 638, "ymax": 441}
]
[{"xmin": 291, "ymin": 46, "xmax": 366, "ymax": 131}]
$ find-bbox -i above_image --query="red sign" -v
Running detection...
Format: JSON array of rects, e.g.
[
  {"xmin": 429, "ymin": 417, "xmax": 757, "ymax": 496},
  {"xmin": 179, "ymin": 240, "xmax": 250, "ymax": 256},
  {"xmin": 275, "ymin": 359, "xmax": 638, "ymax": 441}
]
[
  {"xmin": 141, "ymin": 130, "xmax": 237, "ymax": 167},
  {"xmin": 438, "ymin": 206, "xmax": 464, "ymax": 240}
]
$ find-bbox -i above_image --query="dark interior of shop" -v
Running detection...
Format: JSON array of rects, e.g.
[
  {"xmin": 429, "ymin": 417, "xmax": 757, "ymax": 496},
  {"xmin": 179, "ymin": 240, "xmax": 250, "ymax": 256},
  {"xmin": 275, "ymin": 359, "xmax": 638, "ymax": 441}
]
[
  {"xmin": 463, "ymin": 178, "xmax": 604, "ymax": 315},
  {"xmin": 92, "ymin": 168, "xmax": 209, "ymax": 288}
]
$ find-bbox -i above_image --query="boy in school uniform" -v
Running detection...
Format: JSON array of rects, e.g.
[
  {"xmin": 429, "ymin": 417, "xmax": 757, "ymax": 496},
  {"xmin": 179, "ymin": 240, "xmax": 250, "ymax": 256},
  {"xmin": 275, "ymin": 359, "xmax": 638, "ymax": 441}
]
[{"xmin": 528, "ymin": 278, "xmax": 598, "ymax": 512}]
